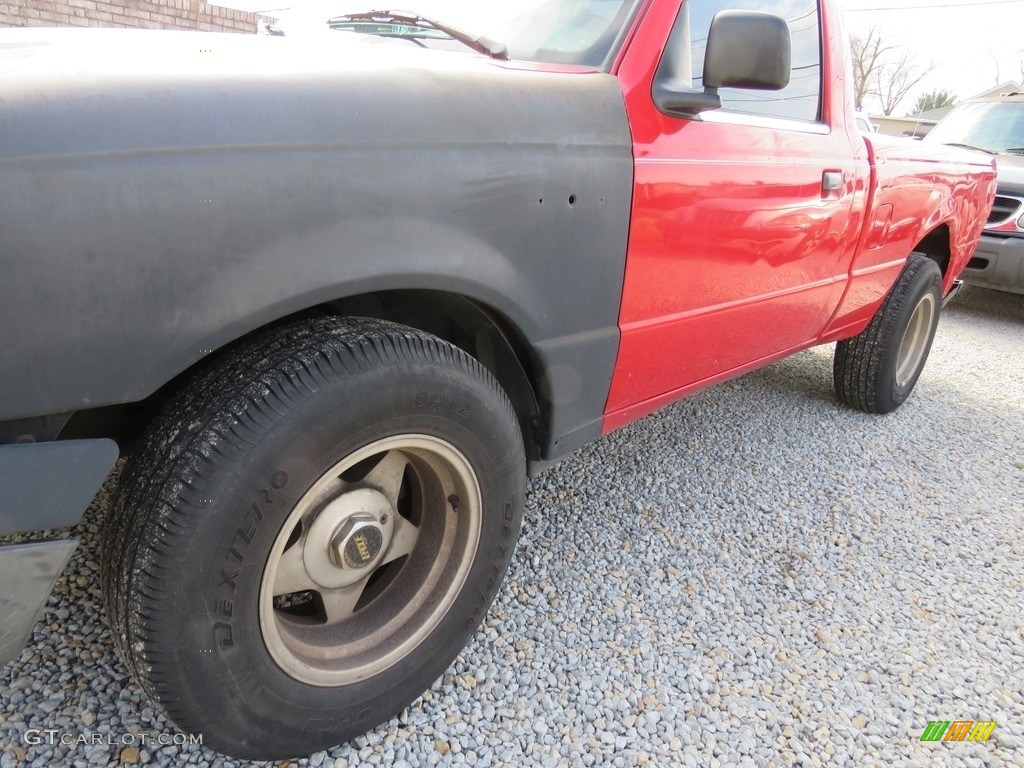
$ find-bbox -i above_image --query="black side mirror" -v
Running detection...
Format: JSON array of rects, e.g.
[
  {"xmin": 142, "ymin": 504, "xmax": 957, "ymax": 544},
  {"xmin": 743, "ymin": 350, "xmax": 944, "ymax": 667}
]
[
  {"xmin": 703, "ymin": 11, "xmax": 791, "ymax": 90},
  {"xmin": 653, "ymin": 9, "xmax": 792, "ymax": 118}
]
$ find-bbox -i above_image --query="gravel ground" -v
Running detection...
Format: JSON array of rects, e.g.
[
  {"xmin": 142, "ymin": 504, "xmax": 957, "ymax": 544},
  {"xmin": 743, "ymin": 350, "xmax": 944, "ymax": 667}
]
[{"xmin": 2, "ymin": 286, "xmax": 1022, "ymax": 768}]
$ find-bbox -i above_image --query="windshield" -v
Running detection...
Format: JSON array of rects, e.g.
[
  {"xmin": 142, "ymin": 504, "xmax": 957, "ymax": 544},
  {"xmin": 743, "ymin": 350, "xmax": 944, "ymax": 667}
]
[
  {"xmin": 320, "ymin": 1, "xmax": 640, "ymax": 67},
  {"xmin": 924, "ymin": 100, "xmax": 1024, "ymax": 155}
]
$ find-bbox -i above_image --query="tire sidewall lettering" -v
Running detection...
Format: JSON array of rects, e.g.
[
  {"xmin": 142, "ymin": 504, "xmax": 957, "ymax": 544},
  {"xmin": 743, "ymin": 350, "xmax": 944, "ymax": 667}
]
[
  {"xmin": 211, "ymin": 471, "xmax": 289, "ymax": 654},
  {"xmin": 412, "ymin": 391, "xmax": 471, "ymax": 418},
  {"xmin": 464, "ymin": 497, "xmax": 518, "ymax": 631}
]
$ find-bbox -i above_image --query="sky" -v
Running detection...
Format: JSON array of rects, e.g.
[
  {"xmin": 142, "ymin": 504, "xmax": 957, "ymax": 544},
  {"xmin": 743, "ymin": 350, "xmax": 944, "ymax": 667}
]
[
  {"xmin": 216, "ymin": 0, "xmax": 1024, "ymax": 116},
  {"xmin": 838, "ymin": 0, "xmax": 1024, "ymax": 114}
]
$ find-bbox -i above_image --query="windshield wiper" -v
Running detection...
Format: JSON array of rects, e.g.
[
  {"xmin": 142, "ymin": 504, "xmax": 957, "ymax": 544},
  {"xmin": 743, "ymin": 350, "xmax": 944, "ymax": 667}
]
[
  {"xmin": 942, "ymin": 142, "xmax": 996, "ymax": 155},
  {"xmin": 326, "ymin": 10, "xmax": 508, "ymax": 60},
  {"xmin": 1003, "ymin": 147, "xmax": 1024, "ymax": 156}
]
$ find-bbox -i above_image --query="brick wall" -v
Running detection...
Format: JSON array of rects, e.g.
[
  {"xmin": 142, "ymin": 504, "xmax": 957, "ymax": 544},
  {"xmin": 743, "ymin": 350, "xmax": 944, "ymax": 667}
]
[{"xmin": 0, "ymin": 1, "xmax": 258, "ymax": 34}]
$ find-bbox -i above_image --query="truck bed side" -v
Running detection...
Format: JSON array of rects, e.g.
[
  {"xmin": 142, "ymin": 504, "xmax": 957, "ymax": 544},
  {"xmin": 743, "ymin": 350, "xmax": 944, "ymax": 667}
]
[{"xmin": 819, "ymin": 134, "xmax": 996, "ymax": 342}]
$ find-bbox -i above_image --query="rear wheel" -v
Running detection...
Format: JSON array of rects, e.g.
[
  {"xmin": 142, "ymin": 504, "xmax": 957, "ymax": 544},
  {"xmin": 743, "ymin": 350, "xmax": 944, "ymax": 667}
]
[
  {"xmin": 834, "ymin": 254, "xmax": 943, "ymax": 413},
  {"xmin": 102, "ymin": 317, "xmax": 525, "ymax": 760}
]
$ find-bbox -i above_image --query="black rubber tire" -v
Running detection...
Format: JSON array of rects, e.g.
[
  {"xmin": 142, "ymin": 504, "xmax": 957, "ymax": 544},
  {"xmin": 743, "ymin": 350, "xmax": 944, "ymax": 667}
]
[
  {"xmin": 834, "ymin": 254, "xmax": 943, "ymax": 414},
  {"xmin": 101, "ymin": 317, "xmax": 525, "ymax": 760}
]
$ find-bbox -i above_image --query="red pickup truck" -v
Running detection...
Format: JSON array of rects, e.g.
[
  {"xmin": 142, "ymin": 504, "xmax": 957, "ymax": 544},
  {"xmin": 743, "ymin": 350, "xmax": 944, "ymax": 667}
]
[{"xmin": 0, "ymin": 0, "xmax": 995, "ymax": 760}]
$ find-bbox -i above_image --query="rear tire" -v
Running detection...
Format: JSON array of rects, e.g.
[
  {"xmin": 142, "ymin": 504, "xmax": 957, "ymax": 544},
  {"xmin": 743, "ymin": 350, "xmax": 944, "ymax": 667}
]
[
  {"xmin": 834, "ymin": 254, "xmax": 943, "ymax": 413},
  {"xmin": 101, "ymin": 317, "xmax": 525, "ymax": 760}
]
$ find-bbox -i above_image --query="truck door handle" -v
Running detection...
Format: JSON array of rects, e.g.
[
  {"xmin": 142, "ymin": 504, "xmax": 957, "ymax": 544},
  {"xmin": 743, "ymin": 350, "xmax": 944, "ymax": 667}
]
[{"xmin": 822, "ymin": 171, "xmax": 843, "ymax": 192}]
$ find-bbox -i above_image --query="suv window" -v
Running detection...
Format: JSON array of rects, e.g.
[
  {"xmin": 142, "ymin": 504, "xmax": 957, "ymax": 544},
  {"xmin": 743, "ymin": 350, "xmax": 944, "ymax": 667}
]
[
  {"xmin": 689, "ymin": 0, "xmax": 822, "ymax": 122},
  {"xmin": 924, "ymin": 99, "xmax": 1024, "ymax": 155}
]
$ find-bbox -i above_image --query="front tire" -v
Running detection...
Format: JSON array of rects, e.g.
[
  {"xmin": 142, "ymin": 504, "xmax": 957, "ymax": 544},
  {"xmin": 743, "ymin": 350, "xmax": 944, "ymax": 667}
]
[
  {"xmin": 102, "ymin": 318, "xmax": 525, "ymax": 760},
  {"xmin": 834, "ymin": 254, "xmax": 943, "ymax": 413}
]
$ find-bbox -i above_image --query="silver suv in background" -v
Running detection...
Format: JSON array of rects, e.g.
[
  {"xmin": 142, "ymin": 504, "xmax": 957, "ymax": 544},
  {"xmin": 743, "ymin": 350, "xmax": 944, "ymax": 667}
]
[{"xmin": 924, "ymin": 91, "xmax": 1024, "ymax": 294}]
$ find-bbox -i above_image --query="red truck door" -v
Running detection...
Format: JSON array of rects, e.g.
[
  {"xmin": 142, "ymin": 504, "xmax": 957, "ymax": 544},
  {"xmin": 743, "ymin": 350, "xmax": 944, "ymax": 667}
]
[{"xmin": 604, "ymin": 0, "xmax": 868, "ymax": 431}]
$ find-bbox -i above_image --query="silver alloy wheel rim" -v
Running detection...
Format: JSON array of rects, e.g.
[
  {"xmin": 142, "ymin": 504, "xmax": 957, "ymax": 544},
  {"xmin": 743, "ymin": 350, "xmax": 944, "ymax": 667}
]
[
  {"xmin": 259, "ymin": 434, "xmax": 482, "ymax": 686},
  {"xmin": 895, "ymin": 293, "xmax": 936, "ymax": 388}
]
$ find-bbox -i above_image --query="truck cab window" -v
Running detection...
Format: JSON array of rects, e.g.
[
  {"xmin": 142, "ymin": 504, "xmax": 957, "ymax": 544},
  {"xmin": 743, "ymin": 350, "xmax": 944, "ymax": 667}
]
[{"xmin": 690, "ymin": 0, "xmax": 822, "ymax": 122}]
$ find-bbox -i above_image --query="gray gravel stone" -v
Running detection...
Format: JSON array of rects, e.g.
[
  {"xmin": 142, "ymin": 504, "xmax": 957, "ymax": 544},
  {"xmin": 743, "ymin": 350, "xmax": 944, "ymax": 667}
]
[{"xmin": 1, "ymin": 286, "xmax": 1022, "ymax": 767}]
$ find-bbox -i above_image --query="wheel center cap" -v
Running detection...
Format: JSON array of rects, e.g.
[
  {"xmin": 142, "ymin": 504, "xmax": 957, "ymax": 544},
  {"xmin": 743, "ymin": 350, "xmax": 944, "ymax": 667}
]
[
  {"xmin": 342, "ymin": 525, "xmax": 383, "ymax": 568},
  {"xmin": 303, "ymin": 488, "xmax": 395, "ymax": 589}
]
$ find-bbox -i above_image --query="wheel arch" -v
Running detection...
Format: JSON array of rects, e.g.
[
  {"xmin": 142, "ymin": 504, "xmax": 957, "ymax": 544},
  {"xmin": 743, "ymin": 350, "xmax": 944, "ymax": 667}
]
[
  {"xmin": 60, "ymin": 289, "xmax": 547, "ymax": 462},
  {"xmin": 911, "ymin": 222, "xmax": 953, "ymax": 284}
]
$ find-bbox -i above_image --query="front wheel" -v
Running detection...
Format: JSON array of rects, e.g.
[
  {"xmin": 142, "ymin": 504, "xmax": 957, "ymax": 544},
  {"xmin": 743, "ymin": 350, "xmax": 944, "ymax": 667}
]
[
  {"xmin": 102, "ymin": 318, "xmax": 525, "ymax": 760},
  {"xmin": 834, "ymin": 254, "xmax": 943, "ymax": 413}
]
